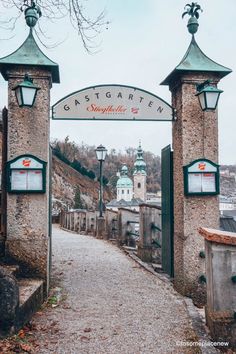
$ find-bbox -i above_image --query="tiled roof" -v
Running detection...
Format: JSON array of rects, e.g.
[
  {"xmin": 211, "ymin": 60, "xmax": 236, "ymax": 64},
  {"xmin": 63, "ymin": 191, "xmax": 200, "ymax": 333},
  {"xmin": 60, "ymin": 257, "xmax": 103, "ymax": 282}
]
[
  {"xmin": 222, "ymin": 210, "xmax": 236, "ymax": 219},
  {"xmin": 220, "ymin": 216, "xmax": 236, "ymax": 233}
]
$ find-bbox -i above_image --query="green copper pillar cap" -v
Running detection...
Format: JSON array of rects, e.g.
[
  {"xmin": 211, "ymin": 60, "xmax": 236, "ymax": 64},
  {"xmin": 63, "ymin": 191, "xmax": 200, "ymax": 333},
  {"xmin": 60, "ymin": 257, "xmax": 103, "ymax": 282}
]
[
  {"xmin": 161, "ymin": 36, "xmax": 232, "ymax": 86},
  {"xmin": 0, "ymin": 3, "xmax": 59, "ymax": 83},
  {"xmin": 161, "ymin": 3, "xmax": 232, "ymax": 86},
  {"xmin": 0, "ymin": 30, "xmax": 60, "ymax": 83}
]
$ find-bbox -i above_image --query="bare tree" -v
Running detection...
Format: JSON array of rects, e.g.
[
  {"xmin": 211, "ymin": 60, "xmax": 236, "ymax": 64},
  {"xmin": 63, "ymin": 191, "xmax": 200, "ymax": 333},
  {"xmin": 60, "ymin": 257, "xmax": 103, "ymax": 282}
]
[{"xmin": 0, "ymin": 0, "xmax": 108, "ymax": 52}]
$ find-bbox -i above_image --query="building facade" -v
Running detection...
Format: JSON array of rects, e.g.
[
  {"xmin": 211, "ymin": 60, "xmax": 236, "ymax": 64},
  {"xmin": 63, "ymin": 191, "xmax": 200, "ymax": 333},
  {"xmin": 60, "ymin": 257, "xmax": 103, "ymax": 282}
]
[{"xmin": 116, "ymin": 165, "xmax": 133, "ymax": 202}]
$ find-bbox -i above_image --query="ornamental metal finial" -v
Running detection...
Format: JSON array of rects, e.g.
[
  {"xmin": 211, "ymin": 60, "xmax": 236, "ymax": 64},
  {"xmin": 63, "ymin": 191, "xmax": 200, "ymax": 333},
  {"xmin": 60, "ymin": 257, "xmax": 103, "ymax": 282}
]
[
  {"xmin": 21, "ymin": 1, "xmax": 42, "ymax": 29},
  {"xmin": 182, "ymin": 2, "xmax": 203, "ymax": 35}
]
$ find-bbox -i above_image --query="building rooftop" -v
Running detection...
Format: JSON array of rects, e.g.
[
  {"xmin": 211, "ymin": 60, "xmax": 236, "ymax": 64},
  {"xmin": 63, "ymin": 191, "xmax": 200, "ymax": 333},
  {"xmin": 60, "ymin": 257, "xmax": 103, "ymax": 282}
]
[
  {"xmin": 106, "ymin": 198, "xmax": 143, "ymax": 208},
  {"xmin": 222, "ymin": 210, "xmax": 236, "ymax": 220},
  {"xmin": 220, "ymin": 216, "xmax": 236, "ymax": 233}
]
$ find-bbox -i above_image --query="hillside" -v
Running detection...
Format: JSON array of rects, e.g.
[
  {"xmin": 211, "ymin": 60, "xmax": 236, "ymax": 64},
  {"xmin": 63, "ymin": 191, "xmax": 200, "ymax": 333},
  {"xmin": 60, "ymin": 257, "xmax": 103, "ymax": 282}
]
[
  {"xmin": 51, "ymin": 137, "xmax": 161, "ymax": 194},
  {"xmin": 52, "ymin": 154, "xmax": 114, "ymax": 210}
]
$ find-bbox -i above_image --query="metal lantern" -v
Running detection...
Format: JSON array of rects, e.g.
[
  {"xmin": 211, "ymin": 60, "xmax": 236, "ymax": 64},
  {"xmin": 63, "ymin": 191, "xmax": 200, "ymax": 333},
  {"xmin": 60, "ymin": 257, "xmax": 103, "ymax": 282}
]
[
  {"xmin": 95, "ymin": 144, "xmax": 108, "ymax": 161},
  {"xmin": 196, "ymin": 81, "xmax": 223, "ymax": 111},
  {"xmin": 13, "ymin": 74, "xmax": 40, "ymax": 107}
]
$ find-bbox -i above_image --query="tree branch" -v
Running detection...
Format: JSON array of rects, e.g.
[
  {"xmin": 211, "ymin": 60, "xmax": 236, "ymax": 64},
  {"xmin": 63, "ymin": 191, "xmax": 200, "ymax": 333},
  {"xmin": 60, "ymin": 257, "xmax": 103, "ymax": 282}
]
[{"xmin": 0, "ymin": 0, "xmax": 108, "ymax": 52}]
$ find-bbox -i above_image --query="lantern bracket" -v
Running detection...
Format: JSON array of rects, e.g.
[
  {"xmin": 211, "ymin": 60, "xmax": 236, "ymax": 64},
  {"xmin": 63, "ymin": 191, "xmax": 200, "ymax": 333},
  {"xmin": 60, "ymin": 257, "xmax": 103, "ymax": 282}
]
[{"xmin": 196, "ymin": 80, "xmax": 212, "ymax": 92}]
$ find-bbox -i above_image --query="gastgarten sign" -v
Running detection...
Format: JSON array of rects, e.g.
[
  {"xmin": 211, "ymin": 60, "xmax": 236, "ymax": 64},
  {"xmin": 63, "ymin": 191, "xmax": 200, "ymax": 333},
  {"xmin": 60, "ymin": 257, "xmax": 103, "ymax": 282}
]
[{"xmin": 52, "ymin": 84, "xmax": 174, "ymax": 121}]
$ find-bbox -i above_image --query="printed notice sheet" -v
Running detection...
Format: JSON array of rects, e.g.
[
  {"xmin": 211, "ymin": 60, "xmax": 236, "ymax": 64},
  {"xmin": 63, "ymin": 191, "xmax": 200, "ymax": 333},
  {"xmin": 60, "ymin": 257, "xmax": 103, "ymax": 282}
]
[
  {"xmin": 202, "ymin": 173, "xmax": 216, "ymax": 192},
  {"xmin": 11, "ymin": 170, "xmax": 27, "ymax": 190},
  {"xmin": 11, "ymin": 170, "xmax": 42, "ymax": 191},
  {"xmin": 188, "ymin": 173, "xmax": 202, "ymax": 193},
  {"xmin": 27, "ymin": 170, "xmax": 42, "ymax": 190}
]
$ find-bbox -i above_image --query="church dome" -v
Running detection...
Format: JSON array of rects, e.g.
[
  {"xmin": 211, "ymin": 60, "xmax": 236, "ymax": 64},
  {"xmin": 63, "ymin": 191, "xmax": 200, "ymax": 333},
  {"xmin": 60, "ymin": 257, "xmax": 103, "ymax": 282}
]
[
  {"xmin": 116, "ymin": 165, "xmax": 133, "ymax": 188},
  {"xmin": 116, "ymin": 177, "xmax": 133, "ymax": 188}
]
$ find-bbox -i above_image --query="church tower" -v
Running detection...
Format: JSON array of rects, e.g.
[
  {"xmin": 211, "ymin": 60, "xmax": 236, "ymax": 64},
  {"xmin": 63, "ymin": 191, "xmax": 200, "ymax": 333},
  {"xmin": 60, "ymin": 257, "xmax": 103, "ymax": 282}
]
[
  {"xmin": 116, "ymin": 165, "xmax": 133, "ymax": 202},
  {"xmin": 133, "ymin": 142, "xmax": 147, "ymax": 201}
]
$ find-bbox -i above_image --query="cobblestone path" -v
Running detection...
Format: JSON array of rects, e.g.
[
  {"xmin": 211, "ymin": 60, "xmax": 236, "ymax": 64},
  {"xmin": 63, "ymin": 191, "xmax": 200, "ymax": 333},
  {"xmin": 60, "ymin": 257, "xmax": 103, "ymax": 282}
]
[{"xmin": 32, "ymin": 225, "xmax": 200, "ymax": 354}]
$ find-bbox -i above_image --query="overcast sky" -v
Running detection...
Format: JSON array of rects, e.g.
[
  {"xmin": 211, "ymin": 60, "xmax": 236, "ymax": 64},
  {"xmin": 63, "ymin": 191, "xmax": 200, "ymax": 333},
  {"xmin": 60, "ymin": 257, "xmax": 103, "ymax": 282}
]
[{"xmin": 0, "ymin": 0, "xmax": 235, "ymax": 163}]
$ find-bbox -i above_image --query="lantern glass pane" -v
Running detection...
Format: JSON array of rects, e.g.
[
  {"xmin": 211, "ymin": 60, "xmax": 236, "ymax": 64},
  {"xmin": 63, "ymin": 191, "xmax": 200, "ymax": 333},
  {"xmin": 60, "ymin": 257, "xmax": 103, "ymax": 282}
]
[
  {"xmin": 22, "ymin": 87, "xmax": 37, "ymax": 106},
  {"xmin": 102, "ymin": 149, "xmax": 107, "ymax": 160},
  {"xmin": 96, "ymin": 150, "xmax": 103, "ymax": 160},
  {"xmin": 198, "ymin": 92, "xmax": 206, "ymax": 111},
  {"xmin": 15, "ymin": 87, "xmax": 23, "ymax": 106},
  {"xmin": 205, "ymin": 91, "xmax": 219, "ymax": 110}
]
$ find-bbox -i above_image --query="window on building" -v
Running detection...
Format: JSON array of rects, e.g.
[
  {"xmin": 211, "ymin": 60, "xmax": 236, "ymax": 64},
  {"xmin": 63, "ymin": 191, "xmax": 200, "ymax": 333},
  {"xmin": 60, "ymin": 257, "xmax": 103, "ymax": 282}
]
[
  {"xmin": 138, "ymin": 183, "xmax": 141, "ymax": 188},
  {"xmin": 127, "ymin": 190, "xmax": 129, "ymax": 194},
  {"xmin": 122, "ymin": 190, "xmax": 124, "ymax": 194}
]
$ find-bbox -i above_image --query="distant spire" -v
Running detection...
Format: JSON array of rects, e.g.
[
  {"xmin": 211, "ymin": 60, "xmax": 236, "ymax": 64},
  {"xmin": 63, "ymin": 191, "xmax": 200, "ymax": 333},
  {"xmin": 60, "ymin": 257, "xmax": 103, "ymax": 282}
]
[{"xmin": 133, "ymin": 142, "xmax": 146, "ymax": 175}]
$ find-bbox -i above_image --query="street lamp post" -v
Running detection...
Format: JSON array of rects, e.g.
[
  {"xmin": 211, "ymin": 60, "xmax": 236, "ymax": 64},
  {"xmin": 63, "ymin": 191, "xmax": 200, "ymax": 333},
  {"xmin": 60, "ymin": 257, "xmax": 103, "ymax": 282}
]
[{"xmin": 95, "ymin": 144, "xmax": 107, "ymax": 217}]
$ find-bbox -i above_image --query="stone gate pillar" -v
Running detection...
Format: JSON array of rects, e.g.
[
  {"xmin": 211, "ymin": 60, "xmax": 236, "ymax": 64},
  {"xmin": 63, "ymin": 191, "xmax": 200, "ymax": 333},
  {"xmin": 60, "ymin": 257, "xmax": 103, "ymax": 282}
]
[
  {"xmin": 161, "ymin": 11, "xmax": 231, "ymax": 304},
  {"xmin": 0, "ymin": 7, "xmax": 59, "ymax": 292}
]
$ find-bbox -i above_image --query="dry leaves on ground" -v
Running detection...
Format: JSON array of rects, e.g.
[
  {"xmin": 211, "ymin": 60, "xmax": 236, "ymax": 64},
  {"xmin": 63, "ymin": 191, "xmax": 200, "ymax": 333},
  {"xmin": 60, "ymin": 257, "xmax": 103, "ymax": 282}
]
[{"xmin": 0, "ymin": 323, "xmax": 39, "ymax": 353}]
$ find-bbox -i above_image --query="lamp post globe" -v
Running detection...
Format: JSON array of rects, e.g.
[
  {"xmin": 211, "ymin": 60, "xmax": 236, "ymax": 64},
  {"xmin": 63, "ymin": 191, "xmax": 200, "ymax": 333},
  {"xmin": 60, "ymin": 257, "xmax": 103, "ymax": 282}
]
[
  {"xmin": 95, "ymin": 144, "xmax": 107, "ymax": 161},
  {"xmin": 95, "ymin": 144, "xmax": 107, "ymax": 217},
  {"xmin": 13, "ymin": 74, "xmax": 40, "ymax": 107}
]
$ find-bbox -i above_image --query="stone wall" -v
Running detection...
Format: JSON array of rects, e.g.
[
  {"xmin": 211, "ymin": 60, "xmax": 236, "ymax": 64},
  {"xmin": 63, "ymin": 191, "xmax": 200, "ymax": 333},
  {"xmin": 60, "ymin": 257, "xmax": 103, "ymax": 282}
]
[
  {"xmin": 105, "ymin": 209, "xmax": 118, "ymax": 240},
  {"xmin": 0, "ymin": 266, "xmax": 19, "ymax": 336},
  {"xmin": 138, "ymin": 204, "xmax": 162, "ymax": 263},
  {"xmin": 199, "ymin": 227, "xmax": 236, "ymax": 349},
  {"xmin": 60, "ymin": 210, "xmax": 97, "ymax": 236},
  {"xmin": 86, "ymin": 211, "xmax": 96, "ymax": 235},
  {"xmin": 117, "ymin": 208, "xmax": 139, "ymax": 246}
]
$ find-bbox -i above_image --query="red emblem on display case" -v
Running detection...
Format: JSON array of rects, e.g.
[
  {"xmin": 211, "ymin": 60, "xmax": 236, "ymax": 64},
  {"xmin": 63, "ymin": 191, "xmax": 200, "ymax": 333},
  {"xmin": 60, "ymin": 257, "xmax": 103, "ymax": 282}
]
[{"xmin": 22, "ymin": 159, "xmax": 31, "ymax": 167}]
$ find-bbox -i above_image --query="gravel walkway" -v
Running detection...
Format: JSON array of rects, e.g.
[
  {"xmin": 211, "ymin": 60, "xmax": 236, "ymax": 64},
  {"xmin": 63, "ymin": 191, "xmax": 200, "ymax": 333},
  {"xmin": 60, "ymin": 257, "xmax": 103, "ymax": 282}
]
[{"xmin": 31, "ymin": 225, "xmax": 201, "ymax": 354}]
